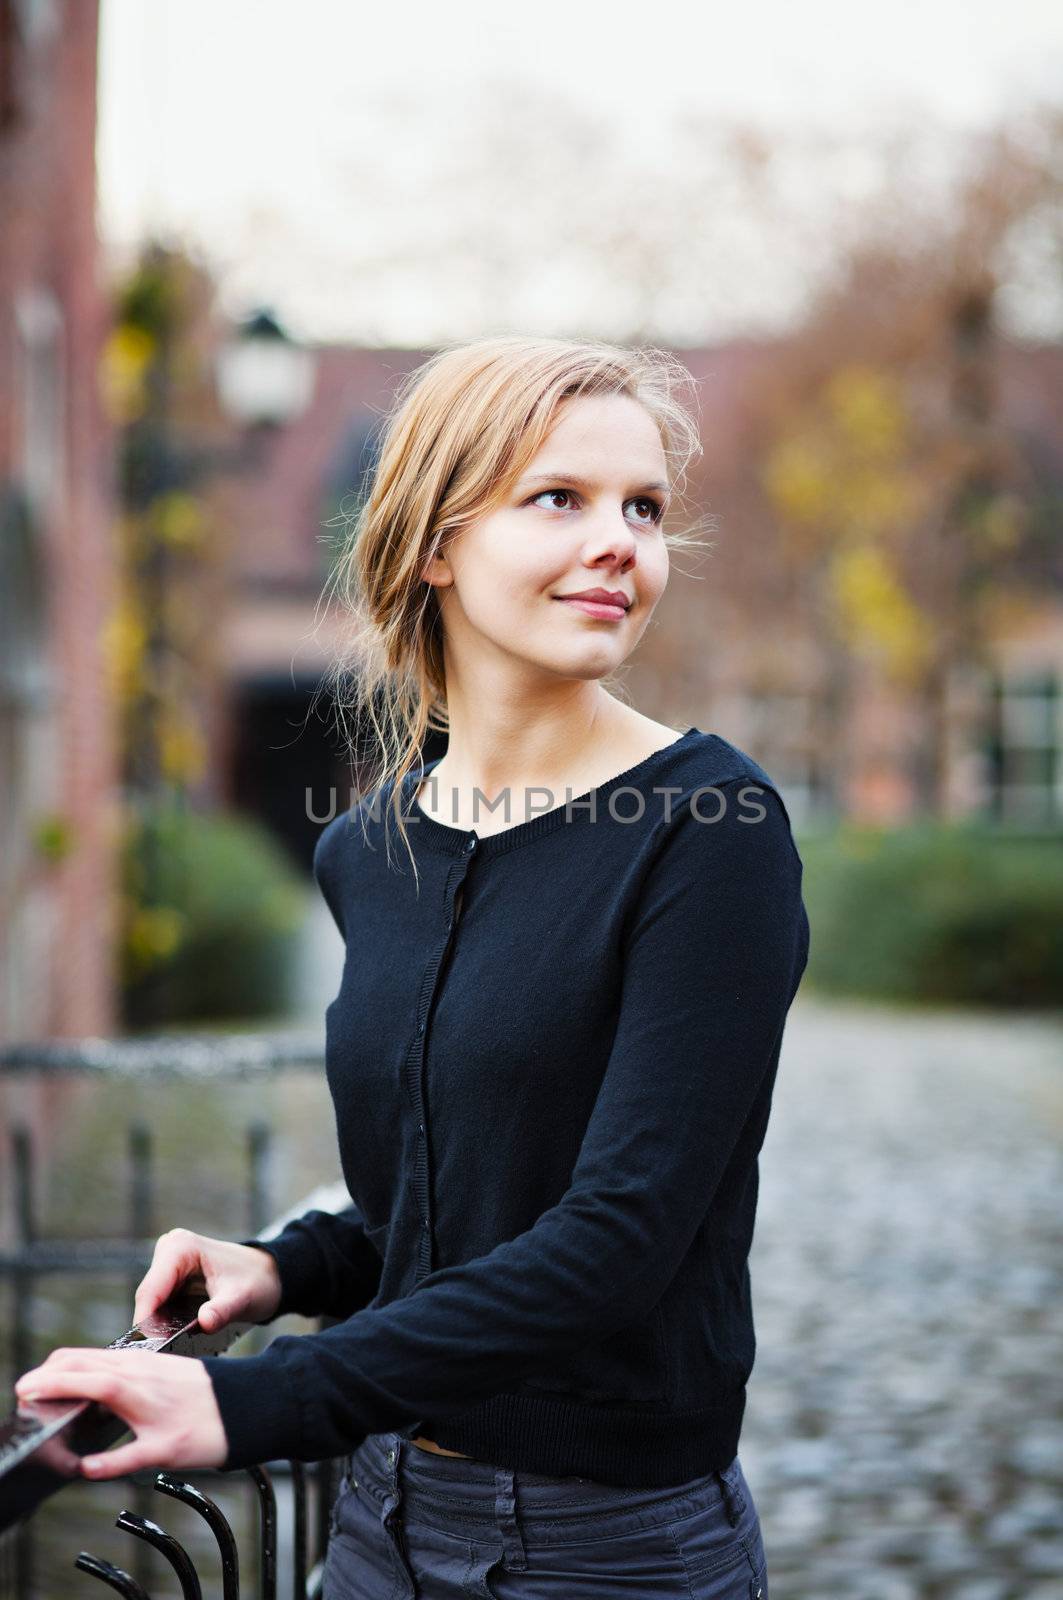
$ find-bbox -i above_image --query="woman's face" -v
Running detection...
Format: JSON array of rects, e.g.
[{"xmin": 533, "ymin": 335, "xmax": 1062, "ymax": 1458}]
[{"xmin": 425, "ymin": 393, "xmax": 672, "ymax": 685}]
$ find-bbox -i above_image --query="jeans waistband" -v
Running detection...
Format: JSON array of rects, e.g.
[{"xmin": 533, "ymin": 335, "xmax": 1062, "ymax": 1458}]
[{"xmin": 345, "ymin": 1430, "xmax": 745, "ymax": 1551}]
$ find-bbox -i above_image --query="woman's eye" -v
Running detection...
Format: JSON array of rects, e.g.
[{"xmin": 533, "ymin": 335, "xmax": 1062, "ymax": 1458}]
[
  {"xmin": 529, "ymin": 490, "xmax": 664, "ymax": 524},
  {"xmin": 531, "ymin": 489, "xmax": 575, "ymax": 512},
  {"xmin": 629, "ymin": 497, "xmax": 665, "ymax": 525}
]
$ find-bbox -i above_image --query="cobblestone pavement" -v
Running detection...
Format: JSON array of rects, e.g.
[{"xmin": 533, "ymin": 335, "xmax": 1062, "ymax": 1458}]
[{"xmin": 743, "ymin": 997, "xmax": 1063, "ymax": 1599}]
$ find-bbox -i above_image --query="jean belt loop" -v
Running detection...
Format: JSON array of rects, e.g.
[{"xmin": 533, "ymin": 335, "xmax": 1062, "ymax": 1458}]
[
  {"xmin": 383, "ymin": 1433, "xmax": 404, "ymax": 1517},
  {"xmin": 493, "ymin": 1466, "xmax": 528, "ymax": 1573},
  {"xmin": 714, "ymin": 1466, "xmax": 742, "ymax": 1528},
  {"xmin": 724, "ymin": 1458, "xmax": 748, "ymax": 1520}
]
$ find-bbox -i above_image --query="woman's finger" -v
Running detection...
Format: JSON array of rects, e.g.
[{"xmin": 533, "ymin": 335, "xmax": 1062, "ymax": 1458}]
[
  {"xmin": 36, "ymin": 1434, "xmax": 85, "ymax": 1478},
  {"xmin": 16, "ymin": 1346, "xmax": 104, "ymax": 1390},
  {"xmin": 15, "ymin": 1362, "xmax": 136, "ymax": 1413},
  {"xmin": 133, "ymin": 1231, "xmax": 200, "ymax": 1323},
  {"xmin": 198, "ymin": 1286, "xmax": 244, "ymax": 1330},
  {"xmin": 80, "ymin": 1438, "xmax": 159, "ymax": 1480}
]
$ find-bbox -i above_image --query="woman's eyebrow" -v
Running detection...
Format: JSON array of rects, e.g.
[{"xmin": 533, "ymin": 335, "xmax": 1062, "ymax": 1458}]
[{"xmin": 518, "ymin": 472, "xmax": 671, "ymax": 496}]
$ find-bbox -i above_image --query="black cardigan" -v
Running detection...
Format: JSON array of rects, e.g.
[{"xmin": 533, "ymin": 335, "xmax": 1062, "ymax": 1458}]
[{"xmin": 202, "ymin": 727, "xmax": 810, "ymax": 1485}]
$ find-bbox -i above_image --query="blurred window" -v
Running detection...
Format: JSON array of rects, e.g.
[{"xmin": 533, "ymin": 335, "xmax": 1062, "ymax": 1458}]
[
  {"xmin": 15, "ymin": 285, "xmax": 65, "ymax": 524},
  {"xmin": 0, "ymin": 484, "xmax": 49, "ymax": 707},
  {"xmin": 14, "ymin": 0, "xmax": 58, "ymax": 48},
  {"xmin": 0, "ymin": 0, "xmax": 19, "ymax": 127},
  {"xmin": 986, "ymin": 668, "xmax": 1061, "ymax": 825},
  {"xmin": 746, "ymin": 689, "xmax": 830, "ymax": 827},
  {"xmin": 0, "ymin": 0, "xmax": 59, "ymax": 128}
]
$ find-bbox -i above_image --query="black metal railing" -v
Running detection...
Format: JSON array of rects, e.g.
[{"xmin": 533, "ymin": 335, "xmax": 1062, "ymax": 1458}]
[
  {"xmin": 0, "ymin": 1031, "xmax": 349, "ymax": 1599},
  {"xmin": 1, "ymin": 1305, "xmax": 344, "ymax": 1598}
]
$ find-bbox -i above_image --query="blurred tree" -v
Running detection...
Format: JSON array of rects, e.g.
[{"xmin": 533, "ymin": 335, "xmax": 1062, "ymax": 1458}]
[
  {"xmin": 749, "ymin": 118, "xmax": 1063, "ymax": 814},
  {"xmin": 100, "ymin": 242, "xmax": 233, "ymax": 811},
  {"xmin": 98, "ymin": 239, "xmax": 241, "ymax": 1010}
]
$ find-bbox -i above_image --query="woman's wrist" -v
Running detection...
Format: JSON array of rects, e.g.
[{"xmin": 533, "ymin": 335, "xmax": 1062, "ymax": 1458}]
[{"xmin": 242, "ymin": 1242, "xmax": 284, "ymax": 1322}]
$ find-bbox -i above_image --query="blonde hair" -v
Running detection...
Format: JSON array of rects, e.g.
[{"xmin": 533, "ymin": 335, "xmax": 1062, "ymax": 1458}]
[{"xmin": 313, "ymin": 333, "xmax": 708, "ymax": 884}]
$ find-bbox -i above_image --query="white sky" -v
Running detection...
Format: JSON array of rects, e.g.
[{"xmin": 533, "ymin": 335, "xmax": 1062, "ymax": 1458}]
[{"xmin": 96, "ymin": 0, "xmax": 1063, "ymax": 345}]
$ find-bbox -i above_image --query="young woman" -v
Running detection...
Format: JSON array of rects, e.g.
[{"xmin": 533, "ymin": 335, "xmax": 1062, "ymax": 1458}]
[{"xmin": 16, "ymin": 335, "xmax": 809, "ymax": 1598}]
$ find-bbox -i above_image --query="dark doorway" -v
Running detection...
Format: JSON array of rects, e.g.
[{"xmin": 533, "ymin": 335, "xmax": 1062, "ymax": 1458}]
[
  {"xmin": 229, "ymin": 672, "xmax": 350, "ymax": 873},
  {"xmin": 229, "ymin": 674, "xmax": 449, "ymax": 871}
]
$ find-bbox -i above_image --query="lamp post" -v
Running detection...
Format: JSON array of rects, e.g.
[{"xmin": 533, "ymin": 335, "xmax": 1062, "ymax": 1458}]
[
  {"xmin": 118, "ymin": 272, "xmax": 316, "ymax": 986},
  {"xmin": 130, "ymin": 304, "xmax": 316, "ymax": 798},
  {"xmin": 215, "ymin": 308, "xmax": 316, "ymax": 431}
]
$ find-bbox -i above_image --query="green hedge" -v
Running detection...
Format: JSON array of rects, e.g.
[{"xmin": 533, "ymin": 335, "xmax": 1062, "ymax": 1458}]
[
  {"xmin": 120, "ymin": 802, "xmax": 307, "ymax": 1028},
  {"xmin": 796, "ymin": 821, "xmax": 1063, "ymax": 1009}
]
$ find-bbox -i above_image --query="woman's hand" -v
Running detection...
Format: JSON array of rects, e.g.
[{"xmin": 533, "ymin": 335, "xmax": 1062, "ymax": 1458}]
[
  {"xmin": 133, "ymin": 1228, "xmax": 283, "ymax": 1333},
  {"xmin": 13, "ymin": 1349, "xmax": 229, "ymax": 1478}
]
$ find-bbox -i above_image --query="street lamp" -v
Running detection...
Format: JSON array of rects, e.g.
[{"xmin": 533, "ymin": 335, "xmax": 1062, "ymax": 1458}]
[{"xmin": 215, "ymin": 309, "xmax": 316, "ymax": 429}]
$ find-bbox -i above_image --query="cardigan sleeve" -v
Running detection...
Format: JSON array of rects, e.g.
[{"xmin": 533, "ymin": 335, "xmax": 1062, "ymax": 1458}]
[
  {"xmin": 242, "ymin": 1204, "xmax": 386, "ymax": 1322},
  {"xmin": 202, "ymin": 778, "xmax": 809, "ymax": 1468}
]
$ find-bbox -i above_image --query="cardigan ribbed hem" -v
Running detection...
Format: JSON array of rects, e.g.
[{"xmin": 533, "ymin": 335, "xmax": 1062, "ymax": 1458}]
[{"xmin": 417, "ymin": 1387, "xmax": 747, "ymax": 1488}]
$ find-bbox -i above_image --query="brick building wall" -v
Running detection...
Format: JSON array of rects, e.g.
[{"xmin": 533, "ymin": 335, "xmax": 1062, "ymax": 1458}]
[{"xmin": 0, "ymin": 0, "xmax": 118, "ymax": 1041}]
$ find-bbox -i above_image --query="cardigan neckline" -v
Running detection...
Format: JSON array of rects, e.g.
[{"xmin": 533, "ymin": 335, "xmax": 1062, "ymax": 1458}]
[{"xmin": 399, "ymin": 726, "xmax": 704, "ymax": 858}]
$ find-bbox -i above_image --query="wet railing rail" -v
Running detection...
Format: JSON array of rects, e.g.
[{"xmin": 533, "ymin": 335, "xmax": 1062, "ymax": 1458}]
[{"xmin": 0, "ymin": 1031, "xmax": 348, "ymax": 1599}]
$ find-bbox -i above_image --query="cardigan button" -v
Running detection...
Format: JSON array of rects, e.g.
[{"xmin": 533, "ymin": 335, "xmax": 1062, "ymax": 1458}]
[
  {"xmin": 465, "ymin": 835, "xmax": 477, "ymax": 851},
  {"xmin": 418, "ymin": 1123, "xmax": 425, "ymax": 1136},
  {"xmin": 417, "ymin": 1022, "xmax": 425, "ymax": 1036}
]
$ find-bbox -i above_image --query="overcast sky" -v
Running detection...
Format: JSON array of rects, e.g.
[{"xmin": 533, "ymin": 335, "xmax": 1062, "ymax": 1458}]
[{"xmin": 96, "ymin": 0, "xmax": 1063, "ymax": 346}]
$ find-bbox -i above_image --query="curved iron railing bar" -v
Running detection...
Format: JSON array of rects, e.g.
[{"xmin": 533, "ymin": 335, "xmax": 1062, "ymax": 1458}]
[
  {"xmin": 0, "ymin": 1124, "xmax": 354, "ymax": 1596},
  {"xmin": 154, "ymin": 1472, "xmax": 240, "ymax": 1600},
  {"xmin": 115, "ymin": 1510, "xmax": 202, "ymax": 1600},
  {"xmin": 73, "ymin": 1552, "xmax": 152, "ymax": 1599},
  {"xmin": 290, "ymin": 1460, "xmax": 307, "ymax": 1600},
  {"xmin": 247, "ymin": 1467, "xmax": 277, "ymax": 1600}
]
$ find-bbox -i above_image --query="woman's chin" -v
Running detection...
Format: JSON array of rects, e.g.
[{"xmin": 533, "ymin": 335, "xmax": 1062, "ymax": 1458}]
[{"xmin": 535, "ymin": 648, "xmax": 630, "ymax": 683}]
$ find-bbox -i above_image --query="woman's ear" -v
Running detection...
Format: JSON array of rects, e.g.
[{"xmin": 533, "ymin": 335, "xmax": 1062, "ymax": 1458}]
[{"xmin": 421, "ymin": 550, "xmax": 453, "ymax": 590}]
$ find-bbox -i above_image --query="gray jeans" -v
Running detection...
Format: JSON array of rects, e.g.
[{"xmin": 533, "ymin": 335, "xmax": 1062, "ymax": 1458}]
[{"xmin": 324, "ymin": 1429, "xmax": 768, "ymax": 1598}]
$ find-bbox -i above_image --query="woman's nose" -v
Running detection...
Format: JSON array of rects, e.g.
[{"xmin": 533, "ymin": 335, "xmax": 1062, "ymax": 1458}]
[{"xmin": 583, "ymin": 513, "xmax": 637, "ymax": 566}]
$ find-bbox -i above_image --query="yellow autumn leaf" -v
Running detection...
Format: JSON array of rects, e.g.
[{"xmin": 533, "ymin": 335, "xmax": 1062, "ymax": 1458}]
[
  {"xmin": 977, "ymin": 493, "xmax": 1026, "ymax": 552},
  {"xmin": 126, "ymin": 906, "xmax": 187, "ymax": 974},
  {"xmin": 98, "ymin": 324, "xmax": 155, "ymax": 425},
  {"xmin": 159, "ymin": 712, "xmax": 208, "ymax": 785},
  {"xmin": 763, "ymin": 438, "xmax": 832, "ymax": 527},
  {"xmin": 826, "ymin": 366, "xmax": 908, "ymax": 461},
  {"xmin": 151, "ymin": 492, "xmax": 208, "ymax": 551},
  {"xmin": 101, "ymin": 597, "xmax": 149, "ymax": 700},
  {"xmin": 830, "ymin": 544, "xmax": 933, "ymax": 681}
]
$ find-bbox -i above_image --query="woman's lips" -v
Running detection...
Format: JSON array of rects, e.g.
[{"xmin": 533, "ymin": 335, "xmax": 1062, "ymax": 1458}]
[{"xmin": 554, "ymin": 597, "xmax": 629, "ymax": 621}]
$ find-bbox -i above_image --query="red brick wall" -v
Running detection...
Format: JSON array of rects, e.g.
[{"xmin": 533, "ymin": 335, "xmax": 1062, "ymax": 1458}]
[{"xmin": 0, "ymin": 0, "xmax": 119, "ymax": 1041}]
